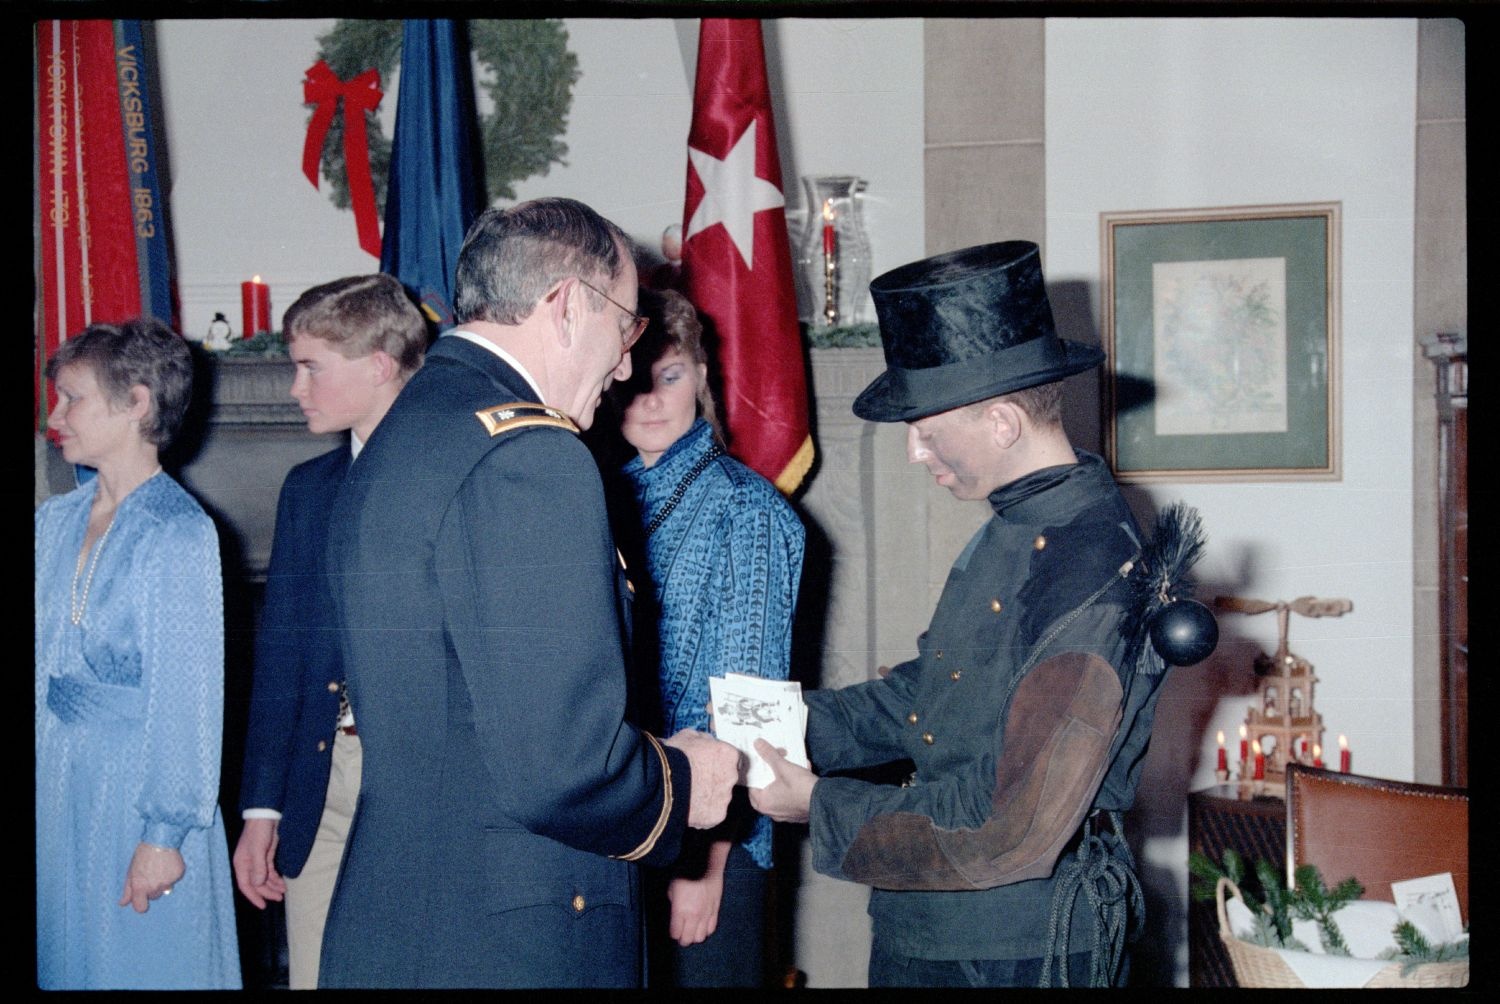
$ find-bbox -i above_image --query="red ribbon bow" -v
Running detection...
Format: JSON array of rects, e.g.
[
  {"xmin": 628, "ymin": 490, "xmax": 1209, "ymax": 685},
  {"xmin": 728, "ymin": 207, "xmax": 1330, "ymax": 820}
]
[{"xmin": 302, "ymin": 60, "xmax": 384, "ymax": 259}]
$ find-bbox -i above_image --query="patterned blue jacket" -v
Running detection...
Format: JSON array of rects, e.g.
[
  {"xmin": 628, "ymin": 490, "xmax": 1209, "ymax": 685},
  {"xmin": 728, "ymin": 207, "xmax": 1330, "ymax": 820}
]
[{"xmin": 623, "ymin": 418, "xmax": 806, "ymax": 868}]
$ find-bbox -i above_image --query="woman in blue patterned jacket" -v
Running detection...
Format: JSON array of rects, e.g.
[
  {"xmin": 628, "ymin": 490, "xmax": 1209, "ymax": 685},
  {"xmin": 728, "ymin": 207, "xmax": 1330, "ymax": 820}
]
[{"xmin": 610, "ymin": 288, "xmax": 805, "ymax": 987}]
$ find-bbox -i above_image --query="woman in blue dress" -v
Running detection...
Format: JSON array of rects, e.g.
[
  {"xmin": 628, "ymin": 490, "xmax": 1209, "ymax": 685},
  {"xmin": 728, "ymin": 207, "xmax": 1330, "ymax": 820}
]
[
  {"xmin": 609, "ymin": 288, "xmax": 805, "ymax": 987},
  {"xmin": 35, "ymin": 318, "xmax": 241, "ymax": 989}
]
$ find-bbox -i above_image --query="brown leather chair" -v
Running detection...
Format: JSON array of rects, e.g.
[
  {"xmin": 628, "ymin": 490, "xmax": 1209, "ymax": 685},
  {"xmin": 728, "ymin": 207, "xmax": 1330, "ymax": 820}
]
[{"xmin": 1285, "ymin": 763, "xmax": 1468, "ymax": 923}]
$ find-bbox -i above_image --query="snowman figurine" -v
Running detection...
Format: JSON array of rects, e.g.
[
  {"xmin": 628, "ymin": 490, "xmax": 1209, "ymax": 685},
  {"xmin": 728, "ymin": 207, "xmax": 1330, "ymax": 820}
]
[{"xmin": 204, "ymin": 312, "xmax": 233, "ymax": 351}]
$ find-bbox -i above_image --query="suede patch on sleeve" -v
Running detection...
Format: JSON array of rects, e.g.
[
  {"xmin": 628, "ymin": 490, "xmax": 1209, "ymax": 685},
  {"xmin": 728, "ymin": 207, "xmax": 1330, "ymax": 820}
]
[{"xmin": 840, "ymin": 651, "xmax": 1123, "ymax": 890}]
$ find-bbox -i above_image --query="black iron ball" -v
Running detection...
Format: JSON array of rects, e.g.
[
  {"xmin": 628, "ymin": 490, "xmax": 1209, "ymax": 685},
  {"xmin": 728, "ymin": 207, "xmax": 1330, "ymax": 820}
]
[{"xmin": 1149, "ymin": 599, "xmax": 1219, "ymax": 666}]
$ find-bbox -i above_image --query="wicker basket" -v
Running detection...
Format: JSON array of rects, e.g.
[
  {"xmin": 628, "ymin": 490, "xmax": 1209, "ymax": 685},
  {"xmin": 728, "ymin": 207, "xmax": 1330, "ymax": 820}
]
[{"xmin": 1215, "ymin": 877, "xmax": 1469, "ymax": 988}]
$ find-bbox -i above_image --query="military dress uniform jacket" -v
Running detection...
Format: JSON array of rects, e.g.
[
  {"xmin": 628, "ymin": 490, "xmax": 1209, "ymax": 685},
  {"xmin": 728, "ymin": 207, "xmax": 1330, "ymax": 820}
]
[
  {"xmin": 805, "ymin": 452, "xmax": 1164, "ymax": 963},
  {"xmin": 319, "ymin": 335, "xmax": 690, "ymax": 988},
  {"xmin": 237, "ymin": 446, "xmax": 349, "ymax": 878}
]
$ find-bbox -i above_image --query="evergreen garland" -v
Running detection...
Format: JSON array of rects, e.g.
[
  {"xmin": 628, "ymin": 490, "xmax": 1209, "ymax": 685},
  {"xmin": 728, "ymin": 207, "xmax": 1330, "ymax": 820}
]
[
  {"xmin": 807, "ymin": 322, "xmax": 881, "ymax": 349},
  {"xmin": 310, "ymin": 19, "xmax": 579, "ymax": 214},
  {"xmin": 219, "ymin": 330, "xmax": 287, "ymax": 357}
]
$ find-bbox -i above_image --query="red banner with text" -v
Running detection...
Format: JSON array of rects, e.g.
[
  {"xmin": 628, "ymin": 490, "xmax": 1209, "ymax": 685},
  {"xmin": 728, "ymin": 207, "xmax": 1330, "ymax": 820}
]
[{"xmin": 36, "ymin": 20, "xmax": 175, "ymax": 431}]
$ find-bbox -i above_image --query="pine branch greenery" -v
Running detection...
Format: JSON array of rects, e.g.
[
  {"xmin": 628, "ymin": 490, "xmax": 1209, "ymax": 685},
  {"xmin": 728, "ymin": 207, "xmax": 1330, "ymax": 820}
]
[
  {"xmin": 473, "ymin": 21, "xmax": 578, "ymax": 202},
  {"xmin": 1247, "ymin": 912, "xmax": 1311, "ymax": 951},
  {"xmin": 1256, "ymin": 857, "xmax": 1298, "ymax": 944},
  {"xmin": 1192, "ymin": 849, "xmax": 1363, "ymax": 954},
  {"xmin": 218, "ymin": 330, "xmax": 288, "ymax": 357},
  {"xmin": 1202, "ymin": 850, "xmax": 1469, "ymax": 973},
  {"xmin": 1381, "ymin": 920, "xmax": 1469, "ymax": 975},
  {"xmin": 1188, "ymin": 848, "xmax": 1236, "ymax": 899},
  {"xmin": 1288, "ymin": 863, "xmax": 1364, "ymax": 955},
  {"xmin": 807, "ymin": 322, "xmax": 881, "ymax": 349}
]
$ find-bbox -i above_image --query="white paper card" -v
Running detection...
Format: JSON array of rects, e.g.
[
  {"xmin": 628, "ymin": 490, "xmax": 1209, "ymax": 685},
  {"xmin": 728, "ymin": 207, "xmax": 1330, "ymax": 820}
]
[
  {"xmin": 1391, "ymin": 872, "xmax": 1465, "ymax": 943},
  {"xmin": 708, "ymin": 673, "xmax": 808, "ymax": 789}
]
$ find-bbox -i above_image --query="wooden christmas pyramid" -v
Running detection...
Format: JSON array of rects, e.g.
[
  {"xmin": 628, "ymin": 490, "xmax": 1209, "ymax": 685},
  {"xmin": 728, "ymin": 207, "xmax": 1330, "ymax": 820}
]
[{"xmin": 1215, "ymin": 595, "xmax": 1353, "ymax": 788}]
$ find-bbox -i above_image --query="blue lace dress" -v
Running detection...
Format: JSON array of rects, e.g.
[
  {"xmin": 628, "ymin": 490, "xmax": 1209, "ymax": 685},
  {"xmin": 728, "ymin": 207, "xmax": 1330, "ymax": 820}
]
[
  {"xmin": 34, "ymin": 473, "xmax": 241, "ymax": 989},
  {"xmin": 622, "ymin": 418, "xmax": 806, "ymax": 870}
]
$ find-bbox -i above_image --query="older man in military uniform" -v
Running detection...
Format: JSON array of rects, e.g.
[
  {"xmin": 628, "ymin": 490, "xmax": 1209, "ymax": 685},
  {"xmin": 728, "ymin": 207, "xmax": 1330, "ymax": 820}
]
[
  {"xmin": 754, "ymin": 241, "xmax": 1176, "ymax": 987},
  {"xmin": 320, "ymin": 198, "xmax": 739, "ymax": 988}
]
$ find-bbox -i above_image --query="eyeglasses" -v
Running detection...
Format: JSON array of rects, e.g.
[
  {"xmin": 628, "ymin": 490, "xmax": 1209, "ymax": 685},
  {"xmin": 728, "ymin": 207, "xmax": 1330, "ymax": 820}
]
[{"xmin": 575, "ymin": 277, "xmax": 648, "ymax": 350}]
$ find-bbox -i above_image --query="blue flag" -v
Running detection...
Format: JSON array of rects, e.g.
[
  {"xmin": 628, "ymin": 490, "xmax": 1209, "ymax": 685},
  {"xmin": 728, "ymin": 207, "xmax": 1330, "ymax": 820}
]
[
  {"xmin": 115, "ymin": 20, "xmax": 176, "ymax": 327},
  {"xmin": 380, "ymin": 20, "xmax": 483, "ymax": 330}
]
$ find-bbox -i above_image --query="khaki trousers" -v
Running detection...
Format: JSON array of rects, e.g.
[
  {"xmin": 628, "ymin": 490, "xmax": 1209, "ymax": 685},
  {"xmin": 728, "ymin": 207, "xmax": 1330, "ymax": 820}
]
[{"xmin": 283, "ymin": 729, "xmax": 361, "ymax": 989}]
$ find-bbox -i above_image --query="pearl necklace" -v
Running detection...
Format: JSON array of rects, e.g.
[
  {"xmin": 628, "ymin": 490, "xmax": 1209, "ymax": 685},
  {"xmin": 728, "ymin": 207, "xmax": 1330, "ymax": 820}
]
[
  {"xmin": 69, "ymin": 467, "xmax": 161, "ymax": 627},
  {"xmin": 645, "ymin": 444, "xmax": 723, "ymax": 537},
  {"xmin": 70, "ymin": 514, "xmax": 117, "ymax": 627}
]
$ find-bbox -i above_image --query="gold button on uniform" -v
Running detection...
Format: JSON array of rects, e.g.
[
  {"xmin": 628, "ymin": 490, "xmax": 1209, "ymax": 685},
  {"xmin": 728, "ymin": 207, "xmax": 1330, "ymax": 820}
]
[
  {"xmin": 327, "ymin": 681, "xmax": 340, "ymax": 693},
  {"xmin": 572, "ymin": 894, "xmax": 586, "ymax": 913},
  {"xmin": 1034, "ymin": 534, "xmax": 1047, "ymax": 550},
  {"xmin": 990, "ymin": 598, "xmax": 1003, "ymax": 613},
  {"xmin": 317, "ymin": 740, "xmax": 327, "ymax": 752},
  {"xmin": 950, "ymin": 670, "xmax": 962, "ymax": 681},
  {"xmin": 907, "ymin": 712, "xmax": 919, "ymax": 725},
  {"xmin": 922, "ymin": 732, "xmax": 935, "ymax": 745}
]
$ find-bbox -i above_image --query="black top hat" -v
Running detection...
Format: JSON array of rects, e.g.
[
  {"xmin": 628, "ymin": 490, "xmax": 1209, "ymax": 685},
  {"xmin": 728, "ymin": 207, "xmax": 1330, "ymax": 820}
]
[{"xmin": 853, "ymin": 241, "xmax": 1104, "ymax": 423}]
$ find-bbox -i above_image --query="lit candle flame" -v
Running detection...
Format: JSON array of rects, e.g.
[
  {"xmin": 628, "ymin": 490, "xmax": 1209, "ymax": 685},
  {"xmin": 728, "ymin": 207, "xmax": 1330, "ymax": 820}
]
[
  {"xmin": 1338, "ymin": 734, "xmax": 1348, "ymax": 750},
  {"xmin": 1313, "ymin": 743, "xmax": 1322, "ymax": 758},
  {"xmin": 252, "ymin": 274, "xmax": 263, "ymax": 284},
  {"xmin": 1239, "ymin": 724, "xmax": 1247, "ymax": 739},
  {"xmin": 1216, "ymin": 730, "xmax": 1225, "ymax": 745},
  {"xmin": 822, "ymin": 200, "xmax": 835, "ymax": 223},
  {"xmin": 1251, "ymin": 739, "xmax": 1262, "ymax": 754}
]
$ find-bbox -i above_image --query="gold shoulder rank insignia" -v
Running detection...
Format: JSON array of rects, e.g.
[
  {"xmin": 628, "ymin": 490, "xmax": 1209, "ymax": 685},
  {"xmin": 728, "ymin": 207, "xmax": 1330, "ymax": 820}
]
[{"xmin": 474, "ymin": 401, "xmax": 580, "ymax": 437}]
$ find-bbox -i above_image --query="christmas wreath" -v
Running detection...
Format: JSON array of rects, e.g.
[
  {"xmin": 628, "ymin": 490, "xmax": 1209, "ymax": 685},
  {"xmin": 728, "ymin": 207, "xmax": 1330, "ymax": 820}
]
[{"xmin": 310, "ymin": 19, "xmax": 579, "ymax": 213}]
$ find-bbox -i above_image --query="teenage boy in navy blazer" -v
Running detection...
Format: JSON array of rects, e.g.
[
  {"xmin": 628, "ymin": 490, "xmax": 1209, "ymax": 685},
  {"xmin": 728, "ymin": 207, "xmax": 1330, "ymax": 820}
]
[{"xmin": 233, "ymin": 273, "xmax": 429, "ymax": 988}]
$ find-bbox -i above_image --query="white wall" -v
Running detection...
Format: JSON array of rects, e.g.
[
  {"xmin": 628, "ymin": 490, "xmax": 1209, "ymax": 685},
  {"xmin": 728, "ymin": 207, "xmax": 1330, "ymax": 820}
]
[
  {"xmin": 154, "ymin": 18, "xmax": 923, "ymax": 340},
  {"xmin": 156, "ymin": 19, "xmax": 377, "ymax": 340},
  {"xmin": 1046, "ymin": 17, "xmax": 1417, "ymax": 984}
]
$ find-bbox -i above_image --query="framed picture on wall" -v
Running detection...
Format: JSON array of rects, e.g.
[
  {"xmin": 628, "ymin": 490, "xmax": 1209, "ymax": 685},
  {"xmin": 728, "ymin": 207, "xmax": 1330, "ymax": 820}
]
[{"xmin": 1100, "ymin": 202, "xmax": 1341, "ymax": 482}]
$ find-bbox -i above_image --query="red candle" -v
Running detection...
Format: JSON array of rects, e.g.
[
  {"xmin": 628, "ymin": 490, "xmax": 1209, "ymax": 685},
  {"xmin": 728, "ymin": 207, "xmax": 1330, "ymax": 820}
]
[
  {"xmin": 1338, "ymin": 734, "xmax": 1351, "ymax": 773},
  {"xmin": 1252, "ymin": 740, "xmax": 1265, "ymax": 780},
  {"xmin": 1238, "ymin": 725, "xmax": 1249, "ymax": 766},
  {"xmin": 241, "ymin": 275, "xmax": 271, "ymax": 337},
  {"xmin": 1215, "ymin": 731, "xmax": 1228, "ymax": 773},
  {"xmin": 1312, "ymin": 743, "xmax": 1324, "ymax": 769},
  {"xmin": 821, "ymin": 200, "xmax": 836, "ymax": 255}
]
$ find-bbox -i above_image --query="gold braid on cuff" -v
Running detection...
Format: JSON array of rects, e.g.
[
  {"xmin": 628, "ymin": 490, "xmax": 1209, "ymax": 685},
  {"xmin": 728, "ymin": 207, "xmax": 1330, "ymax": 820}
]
[{"xmin": 612, "ymin": 733, "xmax": 673, "ymax": 862}]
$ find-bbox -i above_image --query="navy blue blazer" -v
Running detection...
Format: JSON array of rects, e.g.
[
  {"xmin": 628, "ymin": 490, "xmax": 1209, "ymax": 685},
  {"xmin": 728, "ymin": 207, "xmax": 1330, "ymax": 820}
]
[
  {"xmin": 319, "ymin": 336, "xmax": 691, "ymax": 988},
  {"xmin": 238, "ymin": 446, "xmax": 349, "ymax": 877}
]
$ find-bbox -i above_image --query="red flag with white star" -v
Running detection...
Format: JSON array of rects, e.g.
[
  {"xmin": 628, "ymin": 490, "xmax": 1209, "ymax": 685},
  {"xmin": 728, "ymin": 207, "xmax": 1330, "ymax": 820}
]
[{"xmin": 682, "ymin": 19, "xmax": 813, "ymax": 494}]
